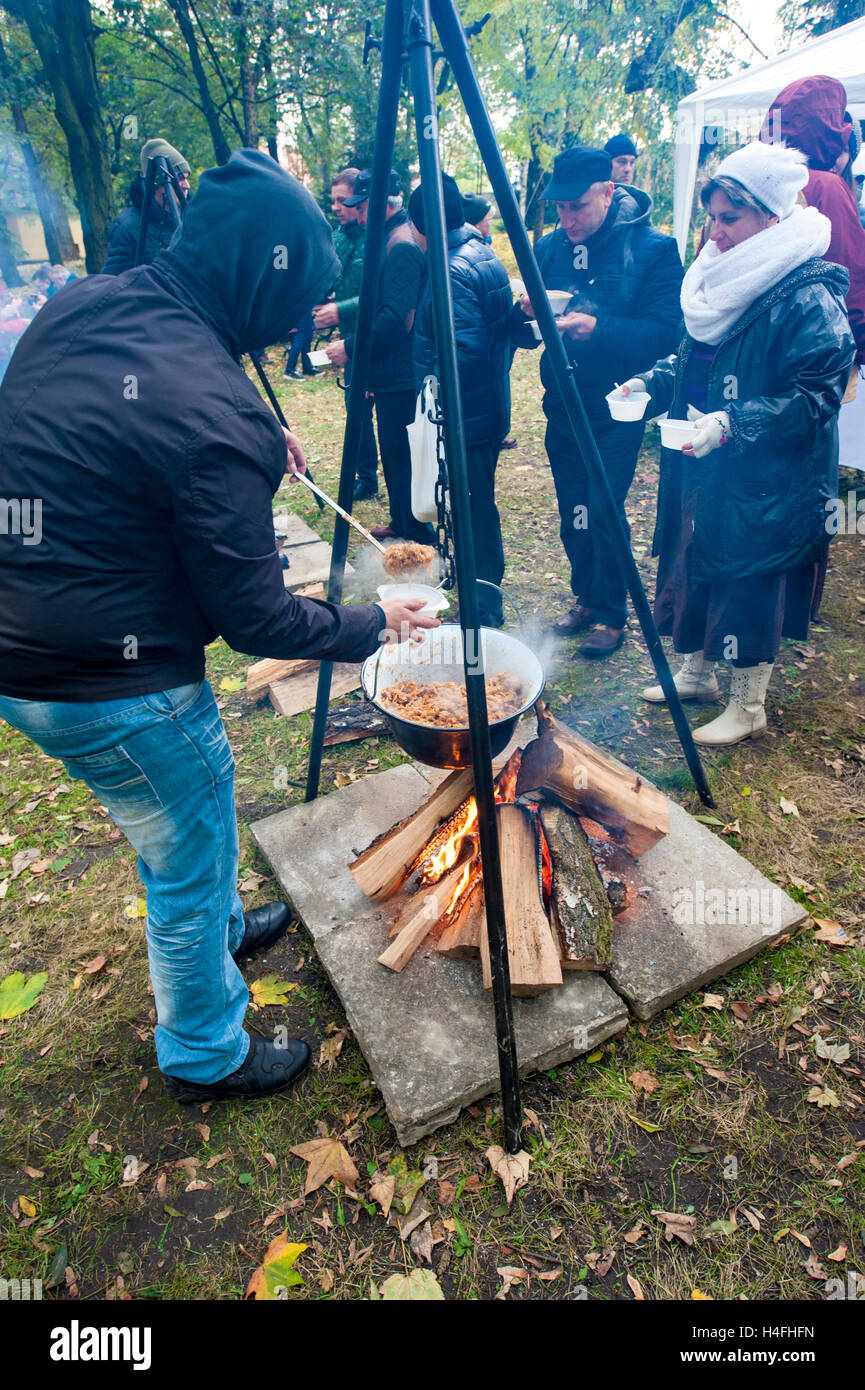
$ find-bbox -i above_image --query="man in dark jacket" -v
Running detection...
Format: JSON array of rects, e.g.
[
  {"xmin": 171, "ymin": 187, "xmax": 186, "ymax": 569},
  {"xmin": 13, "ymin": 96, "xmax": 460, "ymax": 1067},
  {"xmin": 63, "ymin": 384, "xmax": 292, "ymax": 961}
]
[
  {"xmin": 312, "ymin": 167, "xmax": 379, "ymax": 500},
  {"xmin": 411, "ymin": 175, "xmax": 513, "ymax": 625},
  {"xmin": 0, "ymin": 151, "xmax": 434, "ymax": 1103},
  {"xmin": 514, "ymin": 144, "xmax": 683, "ymax": 656},
  {"xmin": 103, "ymin": 138, "xmax": 191, "ymax": 275},
  {"xmin": 325, "ymin": 170, "xmax": 432, "ymax": 544}
]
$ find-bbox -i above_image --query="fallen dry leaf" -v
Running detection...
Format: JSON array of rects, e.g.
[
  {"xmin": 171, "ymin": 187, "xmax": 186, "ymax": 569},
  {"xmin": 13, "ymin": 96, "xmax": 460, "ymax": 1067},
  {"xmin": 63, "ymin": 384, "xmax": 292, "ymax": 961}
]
[
  {"xmin": 827, "ymin": 1242, "xmax": 848, "ymax": 1263},
  {"xmin": 185, "ymin": 1179, "xmax": 211, "ymax": 1193},
  {"xmin": 813, "ymin": 919, "xmax": 851, "ymax": 949},
  {"xmin": 289, "ymin": 1137, "xmax": 359, "ymax": 1195},
  {"xmin": 369, "ymin": 1174, "xmax": 396, "ymax": 1219},
  {"xmin": 486, "ymin": 1146, "xmax": 531, "ymax": 1205},
  {"xmin": 803, "ymin": 1250, "xmax": 827, "ymax": 1281},
  {"xmin": 837, "ymin": 1153, "xmax": 858, "ymax": 1171},
  {"xmin": 205, "ymin": 1152, "xmax": 230, "ymax": 1170},
  {"xmin": 318, "ymin": 1029, "xmax": 347, "ymax": 1071},
  {"xmin": 586, "ymin": 1247, "xmax": 615, "ymax": 1277},
  {"xmin": 318, "ymin": 1269, "xmax": 334, "ymax": 1292},
  {"xmin": 629, "ymin": 1070, "xmax": 659, "ymax": 1094},
  {"xmin": 806, "ymin": 1085, "xmax": 840, "ymax": 1109},
  {"xmin": 495, "ymin": 1265, "xmax": 529, "ymax": 1299},
  {"xmin": 410, "ymin": 1220, "xmax": 434, "ymax": 1264},
  {"xmin": 779, "ymin": 797, "xmax": 799, "ymax": 817},
  {"xmin": 624, "ymin": 1221, "xmax": 645, "ymax": 1245},
  {"xmin": 626, "ymin": 1273, "xmax": 645, "ymax": 1300},
  {"xmin": 652, "ymin": 1209, "xmax": 697, "ymax": 1246},
  {"xmin": 701, "ymin": 993, "xmax": 725, "ymax": 1010}
]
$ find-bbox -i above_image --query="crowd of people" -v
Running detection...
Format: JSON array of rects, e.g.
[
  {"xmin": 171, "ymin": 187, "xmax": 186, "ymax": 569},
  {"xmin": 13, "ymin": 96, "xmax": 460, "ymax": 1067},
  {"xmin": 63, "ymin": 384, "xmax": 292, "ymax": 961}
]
[{"xmin": 0, "ymin": 70, "xmax": 862, "ymax": 1103}]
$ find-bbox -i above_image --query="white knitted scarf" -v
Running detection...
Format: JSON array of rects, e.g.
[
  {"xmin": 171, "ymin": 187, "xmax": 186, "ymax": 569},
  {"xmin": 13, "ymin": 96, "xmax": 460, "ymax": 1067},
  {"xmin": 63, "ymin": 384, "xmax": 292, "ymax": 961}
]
[{"xmin": 680, "ymin": 205, "xmax": 832, "ymax": 345}]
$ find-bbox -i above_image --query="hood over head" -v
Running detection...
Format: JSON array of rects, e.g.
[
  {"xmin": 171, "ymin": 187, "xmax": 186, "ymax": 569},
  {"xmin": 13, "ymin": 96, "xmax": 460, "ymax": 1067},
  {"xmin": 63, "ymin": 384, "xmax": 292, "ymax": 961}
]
[
  {"xmin": 760, "ymin": 75, "xmax": 852, "ymax": 171},
  {"xmin": 154, "ymin": 149, "xmax": 340, "ymax": 354}
]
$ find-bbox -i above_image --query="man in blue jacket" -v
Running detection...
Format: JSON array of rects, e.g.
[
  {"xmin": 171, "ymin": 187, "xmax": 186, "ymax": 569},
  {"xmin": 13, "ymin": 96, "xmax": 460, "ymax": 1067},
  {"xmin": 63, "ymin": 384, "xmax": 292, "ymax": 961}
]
[
  {"xmin": 0, "ymin": 151, "xmax": 435, "ymax": 1104},
  {"xmin": 411, "ymin": 175, "xmax": 513, "ymax": 626},
  {"xmin": 514, "ymin": 145, "xmax": 683, "ymax": 657}
]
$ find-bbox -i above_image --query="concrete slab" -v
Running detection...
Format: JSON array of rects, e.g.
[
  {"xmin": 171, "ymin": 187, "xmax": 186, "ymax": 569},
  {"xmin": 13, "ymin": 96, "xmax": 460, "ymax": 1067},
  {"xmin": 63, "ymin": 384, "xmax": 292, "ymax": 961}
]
[
  {"xmin": 251, "ymin": 764, "xmax": 627, "ymax": 1144},
  {"xmin": 252, "ymin": 751, "xmax": 810, "ymax": 1139},
  {"xmin": 607, "ymin": 800, "xmax": 808, "ymax": 1020},
  {"xmin": 282, "ymin": 541, "xmax": 353, "ymax": 591},
  {"xmin": 273, "ymin": 513, "xmax": 321, "ymax": 546},
  {"xmin": 251, "ymin": 765, "xmax": 433, "ymax": 942},
  {"xmin": 316, "ymin": 920, "xmax": 627, "ymax": 1146}
]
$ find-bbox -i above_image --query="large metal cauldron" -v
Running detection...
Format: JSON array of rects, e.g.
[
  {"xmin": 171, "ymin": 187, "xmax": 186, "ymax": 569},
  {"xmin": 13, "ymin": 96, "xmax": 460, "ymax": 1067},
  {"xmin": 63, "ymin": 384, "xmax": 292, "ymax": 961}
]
[{"xmin": 361, "ymin": 623, "xmax": 545, "ymax": 769}]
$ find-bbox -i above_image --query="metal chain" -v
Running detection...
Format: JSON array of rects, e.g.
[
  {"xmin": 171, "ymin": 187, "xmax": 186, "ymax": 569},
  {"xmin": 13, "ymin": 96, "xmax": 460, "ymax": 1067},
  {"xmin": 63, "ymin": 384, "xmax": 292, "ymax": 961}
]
[{"xmin": 431, "ymin": 396, "xmax": 456, "ymax": 590}]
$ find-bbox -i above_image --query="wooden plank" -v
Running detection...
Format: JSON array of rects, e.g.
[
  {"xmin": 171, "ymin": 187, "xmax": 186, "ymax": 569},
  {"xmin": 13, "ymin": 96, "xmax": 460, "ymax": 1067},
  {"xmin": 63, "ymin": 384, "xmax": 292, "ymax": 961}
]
[
  {"xmin": 516, "ymin": 701, "xmax": 669, "ymax": 857},
  {"xmin": 349, "ymin": 768, "xmax": 475, "ymax": 900},
  {"xmin": 480, "ymin": 805, "xmax": 563, "ymax": 997},
  {"xmin": 247, "ymin": 656, "xmax": 318, "ymax": 699},
  {"xmin": 377, "ymin": 862, "xmax": 469, "ymax": 972},
  {"xmin": 268, "ymin": 663, "xmax": 361, "ymax": 718},
  {"xmin": 539, "ymin": 803, "xmax": 613, "ymax": 970}
]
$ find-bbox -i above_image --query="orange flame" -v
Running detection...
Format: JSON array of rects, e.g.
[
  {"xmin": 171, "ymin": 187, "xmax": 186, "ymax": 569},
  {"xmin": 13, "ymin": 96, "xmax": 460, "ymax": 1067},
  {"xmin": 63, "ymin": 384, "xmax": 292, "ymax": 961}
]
[
  {"xmin": 445, "ymin": 859, "xmax": 475, "ymax": 916},
  {"xmin": 418, "ymin": 797, "xmax": 478, "ymax": 884}
]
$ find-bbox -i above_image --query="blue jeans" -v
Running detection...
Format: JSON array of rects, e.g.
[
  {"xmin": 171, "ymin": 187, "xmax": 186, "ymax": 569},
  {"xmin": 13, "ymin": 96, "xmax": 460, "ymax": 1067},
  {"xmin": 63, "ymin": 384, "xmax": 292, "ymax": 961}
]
[{"xmin": 0, "ymin": 681, "xmax": 250, "ymax": 1083}]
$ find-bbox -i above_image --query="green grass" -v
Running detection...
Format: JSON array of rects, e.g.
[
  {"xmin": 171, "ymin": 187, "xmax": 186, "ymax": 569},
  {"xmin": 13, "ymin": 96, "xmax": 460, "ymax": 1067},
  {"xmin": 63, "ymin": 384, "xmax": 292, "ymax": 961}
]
[{"xmin": 1, "ymin": 309, "xmax": 864, "ymax": 1302}]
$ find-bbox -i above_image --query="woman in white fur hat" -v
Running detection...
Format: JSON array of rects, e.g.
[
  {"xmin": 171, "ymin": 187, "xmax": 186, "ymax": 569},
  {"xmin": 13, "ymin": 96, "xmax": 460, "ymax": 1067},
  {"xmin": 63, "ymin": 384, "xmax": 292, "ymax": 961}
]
[{"xmin": 609, "ymin": 140, "xmax": 856, "ymax": 746}]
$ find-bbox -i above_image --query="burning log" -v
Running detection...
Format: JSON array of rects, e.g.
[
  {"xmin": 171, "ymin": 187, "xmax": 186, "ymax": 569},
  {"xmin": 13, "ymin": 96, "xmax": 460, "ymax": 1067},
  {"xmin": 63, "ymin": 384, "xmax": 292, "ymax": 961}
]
[
  {"xmin": 538, "ymin": 804, "xmax": 613, "ymax": 969},
  {"xmin": 480, "ymin": 805, "xmax": 562, "ymax": 997},
  {"xmin": 377, "ymin": 860, "xmax": 473, "ymax": 972},
  {"xmin": 436, "ymin": 870, "xmax": 484, "ymax": 959},
  {"xmin": 516, "ymin": 702, "xmax": 669, "ymax": 858},
  {"xmin": 349, "ymin": 769, "xmax": 474, "ymax": 899}
]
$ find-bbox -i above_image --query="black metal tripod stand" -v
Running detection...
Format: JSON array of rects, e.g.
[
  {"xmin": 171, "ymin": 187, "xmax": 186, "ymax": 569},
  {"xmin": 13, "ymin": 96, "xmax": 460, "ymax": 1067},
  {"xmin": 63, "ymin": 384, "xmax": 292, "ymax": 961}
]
[{"xmin": 305, "ymin": 0, "xmax": 714, "ymax": 1155}]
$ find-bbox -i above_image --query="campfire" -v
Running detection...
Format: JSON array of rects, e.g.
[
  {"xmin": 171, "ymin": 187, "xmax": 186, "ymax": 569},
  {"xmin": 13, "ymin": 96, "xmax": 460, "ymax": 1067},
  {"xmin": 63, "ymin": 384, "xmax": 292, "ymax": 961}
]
[{"xmin": 349, "ymin": 703, "xmax": 669, "ymax": 996}]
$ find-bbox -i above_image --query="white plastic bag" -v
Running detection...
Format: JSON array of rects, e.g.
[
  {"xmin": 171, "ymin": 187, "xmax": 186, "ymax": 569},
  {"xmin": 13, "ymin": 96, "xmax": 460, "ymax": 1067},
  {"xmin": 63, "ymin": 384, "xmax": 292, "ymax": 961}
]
[{"xmin": 407, "ymin": 375, "xmax": 441, "ymax": 524}]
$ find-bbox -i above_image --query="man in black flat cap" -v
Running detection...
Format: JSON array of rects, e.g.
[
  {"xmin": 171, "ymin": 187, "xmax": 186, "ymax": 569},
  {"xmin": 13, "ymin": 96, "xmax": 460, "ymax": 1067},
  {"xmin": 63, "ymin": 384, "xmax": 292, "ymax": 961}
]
[
  {"xmin": 513, "ymin": 143, "xmax": 682, "ymax": 657},
  {"xmin": 604, "ymin": 134, "xmax": 639, "ymax": 186},
  {"xmin": 326, "ymin": 169, "xmax": 433, "ymax": 544}
]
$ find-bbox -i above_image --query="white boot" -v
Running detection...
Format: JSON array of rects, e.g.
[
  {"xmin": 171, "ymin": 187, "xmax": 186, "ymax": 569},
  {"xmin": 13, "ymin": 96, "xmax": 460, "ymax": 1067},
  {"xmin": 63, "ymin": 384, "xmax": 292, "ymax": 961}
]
[
  {"xmin": 692, "ymin": 663, "xmax": 774, "ymax": 746},
  {"xmin": 641, "ymin": 651, "xmax": 720, "ymax": 704}
]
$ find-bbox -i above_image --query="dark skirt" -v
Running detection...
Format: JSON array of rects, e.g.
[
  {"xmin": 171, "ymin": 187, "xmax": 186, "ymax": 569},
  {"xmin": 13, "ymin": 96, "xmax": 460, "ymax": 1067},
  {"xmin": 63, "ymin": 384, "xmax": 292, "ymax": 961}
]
[{"xmin": 654, "ymin": 467, "xmax": 823, "ymax": 666}]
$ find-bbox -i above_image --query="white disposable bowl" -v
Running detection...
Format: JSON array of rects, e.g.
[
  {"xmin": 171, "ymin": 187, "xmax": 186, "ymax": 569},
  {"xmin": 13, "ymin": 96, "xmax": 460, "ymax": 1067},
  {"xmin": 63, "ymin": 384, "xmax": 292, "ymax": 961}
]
[
  {"xmin": 659, "ymin": 417, "xmax": 701, "ymax": 450},
  {"xmin": 546, "ymin": 289, "xmax": 572, "ymax": 315},
  {"xmin": 307, "ymin": 349, "xmax": 331, "ymax": 366},
  {"xmin": 376, "ymin": 582, "xmax": 450, "ymax": 618},
  {"xmin": 606, "ymin": 388, "xmax": 649, "ymax": 422}
]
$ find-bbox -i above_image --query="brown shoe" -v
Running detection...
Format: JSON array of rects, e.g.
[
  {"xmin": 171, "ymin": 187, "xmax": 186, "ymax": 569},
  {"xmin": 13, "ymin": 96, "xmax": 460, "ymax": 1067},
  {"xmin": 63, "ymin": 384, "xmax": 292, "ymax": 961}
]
[
  {"xmin": 578, "ymin": 625, "xmax": 624, "ymax": 658},
  {"xmin": 370, "ymin": 525, "xmax": 399, "ymax": 540},
  {"xmin": 554, "ymin": 604, "xmax": 594, "ymax": 636}
]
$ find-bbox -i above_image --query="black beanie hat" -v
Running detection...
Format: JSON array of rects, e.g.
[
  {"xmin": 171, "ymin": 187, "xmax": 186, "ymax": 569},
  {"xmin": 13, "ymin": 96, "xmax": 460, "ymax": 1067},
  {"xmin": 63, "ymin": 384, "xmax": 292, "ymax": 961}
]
[
  {"xmin": 462, "ymin": 192, "xmax": 492, "ymax": 225},
  {"xmin": 604, "ymin": 133, "xmax": 638, "ymax": 158},
  {"xmin": 409, "ymin": 173, "xmax": 465, "ymax": 233}
]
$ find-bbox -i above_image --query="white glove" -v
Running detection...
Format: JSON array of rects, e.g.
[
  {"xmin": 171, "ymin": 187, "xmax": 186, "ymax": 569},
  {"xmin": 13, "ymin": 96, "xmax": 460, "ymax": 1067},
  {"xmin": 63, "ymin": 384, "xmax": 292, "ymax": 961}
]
[
  {"xmin": 686, "ymin": 407, "xmax": 729, "ymax": 458},
  {"xmin": 611, "ymin": 377, "xmax": 646, "ymax": 399}
]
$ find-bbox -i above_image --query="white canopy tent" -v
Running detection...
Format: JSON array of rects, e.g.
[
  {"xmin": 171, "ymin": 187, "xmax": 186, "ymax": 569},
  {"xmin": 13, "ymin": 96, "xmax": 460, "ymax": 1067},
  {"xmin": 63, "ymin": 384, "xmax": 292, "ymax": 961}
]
[{"xmin": 673, "ymin": 16, "xmax": 865, "ymax": 258}]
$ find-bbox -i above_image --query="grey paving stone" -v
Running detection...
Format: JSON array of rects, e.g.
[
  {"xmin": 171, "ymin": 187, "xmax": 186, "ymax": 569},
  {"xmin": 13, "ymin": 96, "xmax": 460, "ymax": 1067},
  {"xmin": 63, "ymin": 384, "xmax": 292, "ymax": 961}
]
[
  {"xmin": 273, "ymin": 512, "xmax": 321, "ymax": 546},
  {"xmin": 606, "ymin": 800, "xmax": 808, "ymax": 1020}
]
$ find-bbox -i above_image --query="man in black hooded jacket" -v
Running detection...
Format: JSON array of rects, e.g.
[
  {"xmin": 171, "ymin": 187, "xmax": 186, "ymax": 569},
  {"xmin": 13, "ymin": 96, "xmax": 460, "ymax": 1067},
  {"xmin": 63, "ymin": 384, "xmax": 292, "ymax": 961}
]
[{"xmin": 0, "ymin": 150, "xmax": 435, "ymax": 1103}]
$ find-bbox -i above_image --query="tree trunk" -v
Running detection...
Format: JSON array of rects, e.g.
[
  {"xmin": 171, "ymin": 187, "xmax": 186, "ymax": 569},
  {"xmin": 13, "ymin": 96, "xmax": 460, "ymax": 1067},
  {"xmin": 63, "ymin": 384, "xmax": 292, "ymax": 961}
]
[
  {"xmin": 0, "ymin": 220, "xmax": 23, "ymax": 286},
  {"xmin": 166, "ymin": 0, "xmax": 233, "ymax": 164},
  {"xmin": 0, "ymin": 34, "xmax": 77, "ymax": 263},
  {"xmin": 232, "ymin": 0, "xmax": 259, "ymax": 148},
  {"xmin": 4, "ymin": 0, "xmax": 115, "ymax": 272}
]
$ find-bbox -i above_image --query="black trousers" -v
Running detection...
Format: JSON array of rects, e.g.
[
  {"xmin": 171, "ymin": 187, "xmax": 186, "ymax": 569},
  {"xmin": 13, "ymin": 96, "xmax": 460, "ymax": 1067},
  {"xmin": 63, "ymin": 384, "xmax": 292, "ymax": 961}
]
[
  {"xmin": 544, "ymin": 410, "xmax": 644, "ymax": 630},
  {"xmin": 343, "ymin": 359, "xmax": 379, "ymax": 492},
  {"xmin": 465, "ymin": 442, "xmax": 505, "ymax": 626},
  {"xmin": 373, "ymin": 388, "xmax": 435, "ymax": 545}
]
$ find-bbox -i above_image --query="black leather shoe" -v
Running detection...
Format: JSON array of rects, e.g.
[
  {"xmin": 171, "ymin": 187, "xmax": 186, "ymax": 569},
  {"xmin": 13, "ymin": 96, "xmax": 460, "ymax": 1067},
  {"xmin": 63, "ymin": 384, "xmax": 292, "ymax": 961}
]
[
  {"xmin": 553, "ymin": 604, "xmax": 594, "ymax": 636},
  {"xmin": 353, "ymin": 482, "xmax": 379, "ymax": 502},
  {"xmin": 232, "ymin": 901, "xmax": 291, "ymax": 962},
  {"xmin": 162, "ymin": 1033, "xmax": 311, "ymax": 1103},
  {"xmin": 284, "ymin": 369, "xmax": 303, "ymax": 379}
]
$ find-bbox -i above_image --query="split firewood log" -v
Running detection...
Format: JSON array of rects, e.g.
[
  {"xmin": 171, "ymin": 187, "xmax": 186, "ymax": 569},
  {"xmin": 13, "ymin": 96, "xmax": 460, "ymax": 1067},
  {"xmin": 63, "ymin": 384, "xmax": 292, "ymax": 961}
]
[
  {"xmin": 538, "ymin": 803, "xmax": 613, "ymax": 969},
  {"xmin": 516, "ymin": 702, "xmax": 668, "ymax": 857}
]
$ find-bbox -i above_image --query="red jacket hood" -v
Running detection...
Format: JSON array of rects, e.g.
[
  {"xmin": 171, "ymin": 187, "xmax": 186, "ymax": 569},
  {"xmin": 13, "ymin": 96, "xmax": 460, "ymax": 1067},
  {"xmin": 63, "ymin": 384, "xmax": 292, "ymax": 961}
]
[{"xmin": 760, "ymin": 75, "xmax": 853, "ymax": 171}]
